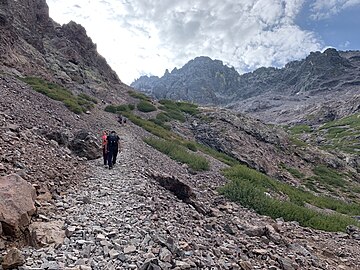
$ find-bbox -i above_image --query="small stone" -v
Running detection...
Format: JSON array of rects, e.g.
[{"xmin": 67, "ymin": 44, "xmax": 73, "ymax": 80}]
[
  {"xmin": 239, "ymin": 260, "xmax": 253, "ymax": 270},
  {"xmin": 124, "ymin": 245, "xmax": 136, "ymax": 254},
  {"xmin": 65, "ymin": 226, "xmax": 77, "ymax": 237},
  {"xmin": 109, "ymin": 249, "xmax": 120, "ymax": 259}
]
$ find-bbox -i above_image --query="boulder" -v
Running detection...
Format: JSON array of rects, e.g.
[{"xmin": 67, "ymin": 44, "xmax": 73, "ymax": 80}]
[
  {"xmin": 45, "ymin": 131, "xmax": 69, "ymax": 146},
  {"xmin": 1, "ymin": 248, "xmax": 25, "ymax": 269},
  {"xmin": 0, "ymin": 174, "xmax": 36, "ymax": 237},
  {"xmin": 29, "ymin": 220, "xmax": 65, "ymax": 247},
  {"xmin": 69, "ymin": 130, "xmax": 101, "ymax": 160}
]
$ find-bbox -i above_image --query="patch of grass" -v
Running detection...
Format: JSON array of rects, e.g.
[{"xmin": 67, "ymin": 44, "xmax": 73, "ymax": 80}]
[
  {"xmin": 288, "ymin": 124, "xmax": 312, "ymax": 135},
  {"xmin": 320, "ymin": 114, "xmax": 360, "ymax": 130},
  {"xmin": 220, "ymin": 165, "xmax": 360, "ymax": 232},
  {"xmin": 289, "ymin": 137, "xmax": 308, "ymax": 147},
  {"xmin": 21, "ymin": 77, "xmax": 96, "ymax": 114},
  {"xmin": 144, "ymin": 137, "xmax": 209, "ymax": 171},
  {"xmin": 105, "ymin": 104, "xmax": 135, "ymax": 113},
  {"xmin": 78, "ymin": 93, "xmax": 98, "ymax": 104},
  {"xmin": 128, "ymin": 90, "xmax": 151, "ymax": 101},
  {"xmin": 158, "ymin": 99, "xmax": 199, "ymax": 122},
  {"xmin": 196, "ymin": 143, "xmax": 239, "ymax": 167},
  {"xmin": 312, "ymin": 165, "xmax": 346, "ymax": 188},
  {"xmin": 124, "ymin": 112, "xmax": 239, "ymax": 167},
  {"xmin": 280, "ymin": 163, "xmax": 305, "ymax": 179},
  {"xmin": 137, "ymin": 100, "xmax": 157, "ymax": 112},
  {"xmin": 123, "ymin": 112, "xmax": 176, "ymax": 140}
]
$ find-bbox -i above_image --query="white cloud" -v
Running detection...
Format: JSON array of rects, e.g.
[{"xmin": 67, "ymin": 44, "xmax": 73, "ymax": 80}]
[
  {"xmin": 310, "ymin": 0, "xmax": 360, "ymax": 20},
  {"xmin": 47, "ymin": 0, "xmax": 322, "ymax": 84}
]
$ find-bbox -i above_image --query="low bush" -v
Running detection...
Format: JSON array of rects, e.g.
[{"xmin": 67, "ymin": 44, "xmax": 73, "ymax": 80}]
[
  {"xmin": 105, "ymin": 105, "xmax": 118, "ymax": 113},
  {"xmin": 220, "ymin": 165, "xmax": 360, "ymax": 232},
  {"xmin": 137, "ymin": 100, "xmax": 157, "ymax": 112},
  {"xmin": 128, "ymin": 90, "xmax": 150, "ymax": 101},
  {"xmin": 144, "ymin": 137, "xmax": 209, "ymax": 171},
  {"xmin": 21, "ymin": 77, "xmax": 96, "ymax": 114},
  {"xmin": 312, "ymin": 165, "xmax": 346, "ymax": 188}
]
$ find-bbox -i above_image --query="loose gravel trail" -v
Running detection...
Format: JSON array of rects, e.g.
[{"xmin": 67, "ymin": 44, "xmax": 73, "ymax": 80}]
[{"xmin": 19, "ymin": 125, "xmax": 360, "ymax": 270}]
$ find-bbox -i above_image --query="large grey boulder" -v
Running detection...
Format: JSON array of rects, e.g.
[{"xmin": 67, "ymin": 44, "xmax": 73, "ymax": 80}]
[
  {"xmin": 69, "ymin": 130, "xmax": 101, "ymax": 160},
  {"xmin": 0, "ymin": 174, "xmax": 36, "ymax": 237}
]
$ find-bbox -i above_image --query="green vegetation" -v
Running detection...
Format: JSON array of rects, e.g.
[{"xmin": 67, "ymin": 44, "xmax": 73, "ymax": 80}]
[
  {"xmin": 288, "ymin": 124, "xmax": 312, "ymax": 135},
  {"xmin": 137, "ymin": 100, "xmax": 157, "ymax": 112},
  {"xmin": 122, "ymin": 111, "xmax": 238, "ymax": 167},
  {"xmin": 160, "ymin": 99, "xmax": 199, "ymax": 116},
  {"xmin": 319, "ymin": 114, "xmax": 360, "ymax": 153},
  {"xmin": 288, "ymin": 113, "xmax": 360, "ymax": 154},
  {"xmin": 280, "ymin": 163, "xmax": 305, "ymax": 179},
  {"xmin": 104, "ymin": 104, "xmax": 135, "ymax": 113},
  {"xmin": 21, "ymin": 77, "xmax": 97, "ymax": 114},
  {"xmin": 196, "ymin": 143, "xmax": 239, "ymax": 167},
  {"xmin": 128, "ymin": 90, "xmax": 151, "ymax": 101},
  {"xmin": 144, "ymin": 137, "xmax": 209, "ymax": 171},
  {"xmin": 311, "ymin": 165, "xmax": 346, "ymax": 188},
  {"xmin": 123, "ymin": 112, "xmax": 176, "ymax": 140},
  {"xmin": 220, "ymin": 164, "xmax": 360, "ymax": 232}
]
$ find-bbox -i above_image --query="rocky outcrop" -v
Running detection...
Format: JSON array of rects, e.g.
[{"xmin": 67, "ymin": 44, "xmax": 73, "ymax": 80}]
[
  {"xmin": 0, "ymin": 174, "xmax": 36, "ymax": 237},
  {"xmin": 69, "ymin": 130, "xmax": 101, "ymax": 160},
  {"xmin": 131, "ymin": 49, "xmax": 360, "ymax": 124}
]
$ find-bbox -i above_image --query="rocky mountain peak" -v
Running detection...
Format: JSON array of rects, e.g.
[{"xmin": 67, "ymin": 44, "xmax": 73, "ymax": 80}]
[{"xmin": 132, "ymin": 48, "xmax": 360, "ymax": 124}]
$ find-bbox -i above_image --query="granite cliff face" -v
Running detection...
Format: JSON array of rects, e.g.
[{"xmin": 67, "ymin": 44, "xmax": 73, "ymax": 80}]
[{"xmin": 131, "ymin": 49, "xmax": 360, "ymax": 124}]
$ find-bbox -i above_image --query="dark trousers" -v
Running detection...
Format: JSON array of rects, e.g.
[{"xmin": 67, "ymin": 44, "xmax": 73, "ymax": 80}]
[
  {"xmin": 102, "ymin": 146, "xmax": 107, "ymax": 165},
  {"xmin": 107, "ymin": 147, "xmax": 118, "ymax": 167}
]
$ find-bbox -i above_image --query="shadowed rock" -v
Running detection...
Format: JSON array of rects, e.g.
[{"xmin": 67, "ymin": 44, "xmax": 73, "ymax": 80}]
[
  {"xmin": 0, "ymin": 174, "xmax": 36, "ymax": 237},
  {"xmin": 69, "ymin": 130, "xmax": 101, "ymax": 160}
]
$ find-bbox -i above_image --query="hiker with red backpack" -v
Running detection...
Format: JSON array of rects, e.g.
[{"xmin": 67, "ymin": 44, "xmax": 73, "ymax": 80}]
[
  {"xmin": 106, "ymin": 130, "xmax": 120, "ymax": 169},
  {"xmin": 101, "ymin": 130, "xmax": 108, "ymax": 166}
]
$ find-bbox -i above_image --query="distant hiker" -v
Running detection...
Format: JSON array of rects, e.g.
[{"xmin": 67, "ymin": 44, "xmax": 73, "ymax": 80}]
[
  {"xmin": 106, "ymin": 130, "xmax": 120, "ymax": 169},
  {"xmin": 123, "ymin": 117, "xmax": 127, "ymax": 124},
  {"xmin": 101, "ymin": 130, "xmax": 108, "ymax": 166},
  {"xmin": 118, "ymin": 114, "xmax": 123, "ymax": 125}
]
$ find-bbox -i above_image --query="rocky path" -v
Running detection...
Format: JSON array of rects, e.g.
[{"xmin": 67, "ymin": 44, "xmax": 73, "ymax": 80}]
[{"xmin": 15, "ymin": 125, "xmax": 360, "ymax": 270}]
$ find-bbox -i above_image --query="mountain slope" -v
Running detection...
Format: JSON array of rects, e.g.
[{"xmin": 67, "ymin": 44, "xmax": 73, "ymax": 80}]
[
  {"xmin": 131, "ymin": 49, "xmax": 360, "ymax": 124},
  {"xmin": 1, "ymin": 1, "xmax": 360, "ymax": 269}
]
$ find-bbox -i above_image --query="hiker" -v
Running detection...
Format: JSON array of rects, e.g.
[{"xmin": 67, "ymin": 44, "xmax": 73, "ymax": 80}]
[
  {"xmin": 106, "ymin": 130, "xmax": 120, "ymax": 169},
  {"xmin": 101, "ymin": 130, "xmax": 108, "ymax": 166},
  {"xmin": 118, "ymin": 114, "xmax": 123, "ymax": 125}
]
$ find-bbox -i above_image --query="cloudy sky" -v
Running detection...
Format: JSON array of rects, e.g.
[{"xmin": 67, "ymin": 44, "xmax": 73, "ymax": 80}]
[{"xmin": 46, "ymin": 0, "xmax": 360, "ymax": 84}]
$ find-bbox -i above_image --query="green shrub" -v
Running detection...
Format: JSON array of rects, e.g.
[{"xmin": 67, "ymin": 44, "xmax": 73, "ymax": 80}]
[
  {"xmin": 288, "ymin": 124, "xmax": 312, "ymax": 135},
  {"xmin": 116, "ymin": 104, "xmax": 131, "ymax": 111},
  {"xmin": 158, "ymin": 99, "xmax": 198, "ymax": 122},
  {"xmin": 144, "ymin": 137, "xmax": 209, "ymax": 171},
  {"xmin": 105, "ymin": 105, "xmax": 118, "ymax": 113},
  {"xmin": 280, "ymin": 164, "xmax": 305, "ymax": 179},
  {"xmin": 63, "ymin": 99, "xmax": 83, "ymax": 114},
  {"xmin": 312, "ymin": 165, "xmax": 346, "ymax": 188},
  {"xmin": 124, "ymin": 112, "xmax": 240, "ymax": 167},
  {"xmin": 21, "ymin": 77, "xmax": 95, "ymax": 114},
  {"xmin": 128, "ymin": 90, "xmax": 150, "ymax": 101},
  {"xmin": 185, "ymin": 142, "xmax": 197, "ymax": 152},
  {"xmin": 196, "ymin": 143, "xmax": 239, "ymax": 166},
  {"xmin": 123, "ymin": 112, "xmax": 175, "ymax": 140},
  {"xmin": 137, "ymin": 100, "xmax": 157, "ymax": 112},
  {"xmin": 220, "ymin": 165, "xmax": 360, "ymax": 232},
  {"xmin": 78, "ymin": 93, "xmax": 98, "ymax": 104},
  {"xmin": 128, "ymin": 104, "xmax": 135, "ymax": 110}
]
